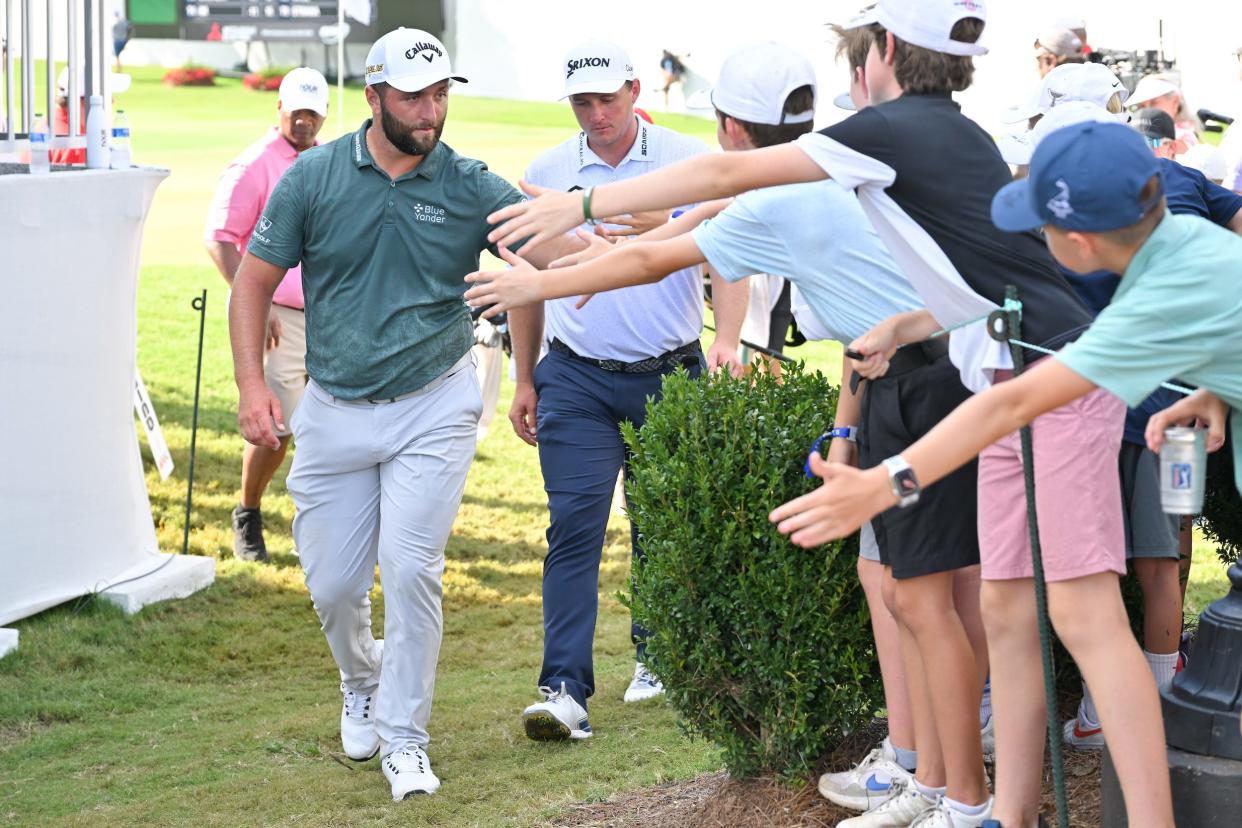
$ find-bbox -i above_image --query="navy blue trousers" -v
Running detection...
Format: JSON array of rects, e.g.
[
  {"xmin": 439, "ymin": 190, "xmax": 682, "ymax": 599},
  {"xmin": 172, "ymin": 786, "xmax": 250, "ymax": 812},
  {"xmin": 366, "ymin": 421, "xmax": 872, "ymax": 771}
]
[{"xmin": 533, "ymin": 348, "xmax": 703, "ymax": 708}]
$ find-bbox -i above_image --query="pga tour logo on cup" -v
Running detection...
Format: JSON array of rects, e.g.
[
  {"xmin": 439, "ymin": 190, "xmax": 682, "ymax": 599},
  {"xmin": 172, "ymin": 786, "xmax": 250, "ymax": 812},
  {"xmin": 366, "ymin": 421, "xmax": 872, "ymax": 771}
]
[{"xmin": 1171, "ymin": 463, "xmax": 1193, "ymax": 490}]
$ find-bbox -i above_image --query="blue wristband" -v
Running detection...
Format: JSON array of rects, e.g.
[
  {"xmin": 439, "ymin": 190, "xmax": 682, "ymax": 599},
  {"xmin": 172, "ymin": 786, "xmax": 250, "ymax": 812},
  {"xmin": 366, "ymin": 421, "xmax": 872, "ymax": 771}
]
[{"xmin": 803, "ymin": 428, "xmax": 858, "ymax": 478}]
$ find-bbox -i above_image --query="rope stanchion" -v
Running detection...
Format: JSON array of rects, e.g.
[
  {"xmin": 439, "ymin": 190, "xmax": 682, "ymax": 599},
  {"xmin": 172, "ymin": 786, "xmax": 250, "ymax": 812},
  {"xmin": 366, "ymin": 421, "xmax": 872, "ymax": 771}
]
[{"xmin": 993, "ymin": 286, "xmax": 1070, "ymax": 828}]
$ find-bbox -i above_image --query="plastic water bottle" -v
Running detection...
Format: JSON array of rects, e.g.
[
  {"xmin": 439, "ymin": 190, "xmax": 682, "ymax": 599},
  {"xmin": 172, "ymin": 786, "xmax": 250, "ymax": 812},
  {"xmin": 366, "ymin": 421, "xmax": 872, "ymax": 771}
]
[
  {"xmin": 85, "ymin": 95, "xmax": 110, "ymax": 169},
  {"xmin": 110, "ymin": 110, "xmax": 131, "ymax": 169},
  {"xmin": 29, "ymin": 113, "xmax": 50, "ymax": 175}
]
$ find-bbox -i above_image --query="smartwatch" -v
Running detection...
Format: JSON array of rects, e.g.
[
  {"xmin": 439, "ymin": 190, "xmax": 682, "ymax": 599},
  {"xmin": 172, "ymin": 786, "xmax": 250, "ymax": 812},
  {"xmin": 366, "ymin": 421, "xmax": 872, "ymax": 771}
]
[{"xmin": 881, "ymin": 456, "xmax": 921, "ymax": 508}]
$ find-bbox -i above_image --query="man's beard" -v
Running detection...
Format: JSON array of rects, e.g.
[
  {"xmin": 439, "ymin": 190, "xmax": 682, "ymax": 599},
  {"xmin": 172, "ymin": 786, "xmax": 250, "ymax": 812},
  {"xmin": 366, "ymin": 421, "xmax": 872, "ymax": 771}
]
[{"xmin": 379, "ymin": 99, "xmax": 444, "ymax": 157}]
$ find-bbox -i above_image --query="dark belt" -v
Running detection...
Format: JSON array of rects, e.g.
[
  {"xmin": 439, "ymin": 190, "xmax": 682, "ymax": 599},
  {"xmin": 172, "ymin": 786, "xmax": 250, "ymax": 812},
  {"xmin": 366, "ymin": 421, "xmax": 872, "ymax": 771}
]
[
  {"xmin": 883, "ymin": 337, "xmax": 950, "ymax": 379},
  {"xmin": 550, "ymin": 338, "xmax": 703, "ymax": 374}
]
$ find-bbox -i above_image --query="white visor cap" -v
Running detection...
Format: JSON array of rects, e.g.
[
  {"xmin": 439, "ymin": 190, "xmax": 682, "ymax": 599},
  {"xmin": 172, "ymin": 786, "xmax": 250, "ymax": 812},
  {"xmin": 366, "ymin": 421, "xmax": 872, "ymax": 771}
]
[
  {"xmin": 560, "ymin": 39, "xmax": 636, "ymax": 99},
  {"xmin": 845, "ymin": 0, "xmax": 988, "ymax": 57},
  {"xmin": 279, "ymin": 67, "xmax": 329, "ymax": 116},
  {"xmin": 696, "ymin": 42, "xmax": 816, "ymax": 126},
  {"xmin": 365, "ymin": 28, "xmax": 467, "ymax": 93}
]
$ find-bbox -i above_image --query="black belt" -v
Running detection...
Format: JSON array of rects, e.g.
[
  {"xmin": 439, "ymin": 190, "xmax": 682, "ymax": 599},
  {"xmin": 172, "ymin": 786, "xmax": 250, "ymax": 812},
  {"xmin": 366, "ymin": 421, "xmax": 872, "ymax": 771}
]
[
  {"xmin": 550, "ymin": 338, "xmax": 703, "ymax": 374},
  {"xmin": 883, "ymin": 338, "xmax": 949, "ymax": 379}
]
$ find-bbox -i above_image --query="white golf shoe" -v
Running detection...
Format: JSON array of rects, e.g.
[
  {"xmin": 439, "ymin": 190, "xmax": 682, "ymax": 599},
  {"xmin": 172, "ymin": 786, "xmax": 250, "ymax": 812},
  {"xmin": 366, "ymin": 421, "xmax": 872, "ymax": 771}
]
[
  {"xmin": 909, "ymin": 797, "xmax": 994, "ymax": 827},
  {"xmin": 382, "ymin": 747, "xmax": 441, "ymax": 799},
  {"xmin": 818, "ymin": 738, "xmax": 913, "ymax": 811},
  {"xmin": 522, "ymin": 682, "xmax": 592, "ymax": 741},
  {"xmin": 340, "ymin": 640, "xmax": 383, "ymax": 761},
  {"xmin": 622, "ymin": 662, "xmax": 665, "ymax": 703},
  {"xmin": 835, "ymin": 779, "xmax": 937, "ymax": 827}
]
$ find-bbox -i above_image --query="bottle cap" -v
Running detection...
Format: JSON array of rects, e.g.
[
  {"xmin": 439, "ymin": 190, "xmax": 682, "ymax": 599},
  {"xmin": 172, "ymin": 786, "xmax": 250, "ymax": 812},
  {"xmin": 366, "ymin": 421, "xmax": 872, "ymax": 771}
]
[{"xmin": 89, "ymin": 95, "xmax": 102, "ymax": 104}]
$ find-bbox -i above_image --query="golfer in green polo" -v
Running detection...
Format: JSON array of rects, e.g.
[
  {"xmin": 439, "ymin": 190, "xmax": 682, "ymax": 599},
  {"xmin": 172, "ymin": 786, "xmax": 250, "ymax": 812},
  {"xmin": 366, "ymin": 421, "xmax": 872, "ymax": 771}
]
[{"xmin": 228, "ymin": 28, "xmax": 575, "ymax": 802}]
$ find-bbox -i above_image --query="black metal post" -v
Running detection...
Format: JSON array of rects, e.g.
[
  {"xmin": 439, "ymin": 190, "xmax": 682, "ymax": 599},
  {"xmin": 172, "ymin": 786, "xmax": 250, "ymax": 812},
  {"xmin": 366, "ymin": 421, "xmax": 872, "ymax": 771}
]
[{"xmin": 181, "ymin": 290, "xmax": 207, "ymax": 557}]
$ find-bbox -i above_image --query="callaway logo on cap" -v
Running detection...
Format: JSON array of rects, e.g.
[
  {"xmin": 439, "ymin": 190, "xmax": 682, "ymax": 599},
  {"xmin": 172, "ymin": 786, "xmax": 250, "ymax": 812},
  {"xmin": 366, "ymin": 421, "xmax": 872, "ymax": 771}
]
[
  {"xmin": 845, "ymin": 0, "xmax": 988, "ymax": 57},
  {"xmin": 560, "ymin": 39, "xmax": 635, "ymax": 100},
  {"xmin": 365, "ymin": 28, "xmax": 468, "ymax": 92}
]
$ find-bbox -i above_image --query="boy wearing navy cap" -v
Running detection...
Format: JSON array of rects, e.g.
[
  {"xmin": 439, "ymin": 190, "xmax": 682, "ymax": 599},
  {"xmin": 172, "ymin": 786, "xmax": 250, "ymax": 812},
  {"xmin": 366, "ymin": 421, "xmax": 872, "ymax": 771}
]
[{"xmin": 774, "ymin": 120, "xmax": 1242, "ymax": 828}]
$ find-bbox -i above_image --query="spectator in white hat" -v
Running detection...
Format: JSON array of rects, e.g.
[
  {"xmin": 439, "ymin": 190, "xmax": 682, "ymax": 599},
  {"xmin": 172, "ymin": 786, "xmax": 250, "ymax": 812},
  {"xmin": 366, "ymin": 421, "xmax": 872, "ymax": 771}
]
[
  {"xmin": 227, "ymin": 30, "xmax": 583, "ymax": 803},
  {"xmin": 1033, "ymin": 26, "xmax": 1084, "ymax": 78},
  {"xmin": 205, "ymin": 67, "xmax": 329, "ymax": 564},
  {"xmin": 1054, "ymin": 15, "xmax": 1091, "ymax": 55},
  {"xmin": 1128, "ymin": 73, "xmax": 1201, "ymax": 148},
  {"xmin": 998, "ymin": 62, "xmax": 1129, "ymax": 169}
]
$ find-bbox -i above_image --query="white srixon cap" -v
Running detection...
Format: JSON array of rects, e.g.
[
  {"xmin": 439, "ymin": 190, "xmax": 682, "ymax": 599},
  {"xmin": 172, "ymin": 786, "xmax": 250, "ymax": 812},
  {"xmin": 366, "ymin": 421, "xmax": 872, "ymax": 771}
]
[
  {"xmin": 1002, "ymin": 63, "xmax": 1127, "ymax": 124},
  {"xmin": 845, "ymin": 0, "xmax": 988, "ymax": 57},
  {"xmin": 694, "ymin": 42, "xmax": 816, "ymax": 126},
  {"xmin": 279, "ymin": 67, "xmax": 329, "ymax": 116},
  {"xmin": 1128, "ymin": 75, "xmax": 1180, "ymax": 108},
  {"xmin": 560, "ymin": 39, "xmax": 635, "ymax": 99},
  {"xmin": 365, "ymin": 28, "xmax": 467, "ymax": 92}
]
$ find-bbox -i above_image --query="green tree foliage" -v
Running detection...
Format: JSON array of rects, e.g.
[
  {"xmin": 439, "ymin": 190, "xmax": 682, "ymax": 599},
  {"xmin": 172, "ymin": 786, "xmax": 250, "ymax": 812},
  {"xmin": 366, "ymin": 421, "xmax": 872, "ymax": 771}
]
[
  {"xmin": 623, "ymin": 365, "xmax": 883, "ymax": 780},
  {"xmin": 1201, "ymin": 423, "xmax": 1241, "ymax": 565}
]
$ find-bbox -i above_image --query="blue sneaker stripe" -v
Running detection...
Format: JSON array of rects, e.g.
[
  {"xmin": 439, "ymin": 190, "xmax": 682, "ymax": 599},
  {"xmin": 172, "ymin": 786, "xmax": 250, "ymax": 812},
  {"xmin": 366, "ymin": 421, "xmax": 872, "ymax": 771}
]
[{"xmin": 865, "ymin": 774, "xmax": 891, "ymax": 793}]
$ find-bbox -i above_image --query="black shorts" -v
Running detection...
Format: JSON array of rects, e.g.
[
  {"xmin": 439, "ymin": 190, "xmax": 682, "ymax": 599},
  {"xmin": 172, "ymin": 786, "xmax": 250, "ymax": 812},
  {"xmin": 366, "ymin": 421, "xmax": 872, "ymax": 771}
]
[
  {"xmin": 858, "ymin": 341, "xmax": 980, "ymax": 579},
  {"xmin": 767, "ymin": 281, "xmax": 794, "ymax": 353}
]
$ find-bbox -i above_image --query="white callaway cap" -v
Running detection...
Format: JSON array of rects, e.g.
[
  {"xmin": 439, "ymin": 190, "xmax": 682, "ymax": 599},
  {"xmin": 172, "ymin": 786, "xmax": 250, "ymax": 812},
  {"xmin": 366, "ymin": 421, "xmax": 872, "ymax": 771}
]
[
  {"xmin": 1003, "ymin": 63, "xmax": 1127, "ymax": 123},
  {"xmin": 691, "ymin": 42, "xmax": 816, "ymax": 125},
  {"xmin": 365, "ymin": 28, "xmax": 467, "ymax": 92},
  {"xmin": 279, "ymin": 67, "xmax": 329, "ymax": 116},
  {"xmin": 560, "ymin": 39, "xmax": 635, "ymax": 99},
  {"xmin": 845, "ymin": 0, "xmax": 988, "ymax": 57},
  {"xmin": 1128, "ymin": 75, "xmax": 1180, "ymax": 107}
]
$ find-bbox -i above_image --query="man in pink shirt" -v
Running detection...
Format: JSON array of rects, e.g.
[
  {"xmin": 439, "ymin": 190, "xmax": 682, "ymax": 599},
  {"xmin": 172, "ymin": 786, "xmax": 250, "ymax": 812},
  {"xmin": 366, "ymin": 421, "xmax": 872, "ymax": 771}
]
[{"xmin": 205, "ymin": 67, "xmax": 328, "ymax": 562}]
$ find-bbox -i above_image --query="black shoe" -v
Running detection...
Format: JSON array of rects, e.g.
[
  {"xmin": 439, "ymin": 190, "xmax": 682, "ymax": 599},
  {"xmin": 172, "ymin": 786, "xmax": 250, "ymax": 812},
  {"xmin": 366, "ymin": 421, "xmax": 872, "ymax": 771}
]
[{"xmin": 231, "ymin": 505, "xmax": 269, "ymax": 562}]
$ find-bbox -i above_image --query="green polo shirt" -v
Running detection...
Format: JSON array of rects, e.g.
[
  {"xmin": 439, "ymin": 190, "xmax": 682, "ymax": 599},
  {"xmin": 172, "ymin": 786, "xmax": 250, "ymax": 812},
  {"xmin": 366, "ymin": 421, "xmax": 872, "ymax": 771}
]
[
  {"xmin": 1057, "ymin": 213, "xmax": 1242, "ymax": 494},
  {"xmin": 247, "ymin": 120, "xmax": 524, "ymax": 400}
]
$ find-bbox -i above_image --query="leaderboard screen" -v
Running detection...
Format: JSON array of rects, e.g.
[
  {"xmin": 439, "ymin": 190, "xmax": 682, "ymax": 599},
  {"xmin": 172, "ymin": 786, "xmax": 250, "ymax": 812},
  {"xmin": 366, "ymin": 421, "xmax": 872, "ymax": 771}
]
[{"xmin": 181, "ymin": 1, "xmax": 378, "ymax": 42}]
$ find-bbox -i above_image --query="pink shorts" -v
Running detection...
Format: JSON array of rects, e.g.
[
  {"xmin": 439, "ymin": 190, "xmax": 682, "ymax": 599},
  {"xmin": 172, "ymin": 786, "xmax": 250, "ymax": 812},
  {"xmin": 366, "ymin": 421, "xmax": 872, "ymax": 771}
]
[{"xmin": 977, "ymin": 371, "xmax": 1126, "ymax": 582}]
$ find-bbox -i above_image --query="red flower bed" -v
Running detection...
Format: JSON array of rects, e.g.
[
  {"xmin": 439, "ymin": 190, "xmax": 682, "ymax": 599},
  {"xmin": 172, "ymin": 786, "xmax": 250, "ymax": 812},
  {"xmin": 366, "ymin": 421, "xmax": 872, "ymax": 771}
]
[
  {"xmin": 242, "ymin": 73, "xmax": 285, "ymax": 91},
  {"xmin": 163, "ymin": 67, "xmax": 216, "ymax": 87}
]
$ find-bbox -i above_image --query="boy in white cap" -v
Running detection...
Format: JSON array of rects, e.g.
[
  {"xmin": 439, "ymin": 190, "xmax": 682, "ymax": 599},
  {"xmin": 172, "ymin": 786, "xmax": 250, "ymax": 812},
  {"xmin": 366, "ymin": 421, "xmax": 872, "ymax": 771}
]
[
  {"xmin": 228, "ymin": 29, "xmax": 581, "ymax": 802},
  {"xmin": 508, "ymin": 37, "xmax": 746, "ymax": 743},
  {"xmin": 481, "ymin": 1, "xmax": 1175, "ymax": 825},
  {"xmin": 206, "ymin": 67, "xmax": 330, "ymax": 563}
]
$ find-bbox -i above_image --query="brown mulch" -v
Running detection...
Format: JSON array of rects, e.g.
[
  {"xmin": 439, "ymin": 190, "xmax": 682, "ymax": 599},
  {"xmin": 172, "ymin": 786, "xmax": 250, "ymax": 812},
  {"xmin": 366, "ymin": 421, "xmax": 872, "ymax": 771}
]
[{"xmin": 551, "ymin": 723, "xmax": 1105, "ymax": 828}]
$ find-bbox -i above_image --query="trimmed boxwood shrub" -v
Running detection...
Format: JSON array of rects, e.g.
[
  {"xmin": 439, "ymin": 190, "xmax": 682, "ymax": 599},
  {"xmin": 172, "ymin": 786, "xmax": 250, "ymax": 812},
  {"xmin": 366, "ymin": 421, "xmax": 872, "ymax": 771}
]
[
  {"xmin": 622, "ymin": 365, "xmax": 882, "ymax": 780},
  {"xmin": 1202, "ymin": 423, "xmax": 1240, "ymax": 565}
]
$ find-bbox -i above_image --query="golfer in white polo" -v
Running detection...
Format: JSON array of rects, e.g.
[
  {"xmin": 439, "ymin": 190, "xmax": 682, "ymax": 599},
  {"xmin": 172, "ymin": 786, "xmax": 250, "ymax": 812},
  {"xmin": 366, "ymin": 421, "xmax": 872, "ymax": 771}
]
[{"xmin": 229, "ymin": 28, "xmax": 579, "ymax": 801}]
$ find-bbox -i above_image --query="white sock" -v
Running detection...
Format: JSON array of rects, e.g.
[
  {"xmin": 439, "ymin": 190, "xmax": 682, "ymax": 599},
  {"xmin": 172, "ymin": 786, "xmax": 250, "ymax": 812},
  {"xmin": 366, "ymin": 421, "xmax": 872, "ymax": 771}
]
[
  {"xmin": 914, "ymin": 779, "xmax": 946, "ymax": 800},
  {"xmin": 945, "ymin": 795, "xmax": 991, "ymax": 816},
  {"xmin": 1145, "ymin": 649, "xmax": 1179, "ymax": 693},
  {"xmin": 1079, "ymin": 682, "xmax": 1100, "ymax": 728}
]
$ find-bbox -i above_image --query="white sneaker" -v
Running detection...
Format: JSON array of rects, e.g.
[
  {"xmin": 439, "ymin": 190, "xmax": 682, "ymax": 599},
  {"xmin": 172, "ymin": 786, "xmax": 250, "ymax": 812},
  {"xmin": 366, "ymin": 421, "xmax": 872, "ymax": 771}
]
[
  {"xmin": 980, "ymin": 716, "xmax": 995, "ymax": 763},
  {"xmin": 522, "ymin": 682, "xmax": 591, "ymax": 741},
  {"xmin": 340, "ymin": 639, "xmax": 383, "ymax": 761},
  {"xmin": 622, "ymin": 662, "xmax": 664, "ymax": 703},
  {"xmin": 909, "ymin": 797, "xmax": 993, "ymax": 827},
  {"xmin": 836, "ymin": 780, "xmax": 936, "ymax": 827},
  {"xmin": 382, "ymin": 747, "xmax": 440, "ymax": 800},
  {"xmin": 818, "ymin": 738, "xmax": 914, "ymax": 811},
  {"xmin": 1061, "ymin": 715, "xmax": 1105, "ymax": 751}
]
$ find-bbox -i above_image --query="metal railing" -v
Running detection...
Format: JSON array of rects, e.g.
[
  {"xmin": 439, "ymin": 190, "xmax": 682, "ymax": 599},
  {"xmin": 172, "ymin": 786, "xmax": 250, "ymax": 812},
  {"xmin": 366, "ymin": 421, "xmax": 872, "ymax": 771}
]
[{"xmin": 2, "ymin": 0, "xmax": 110, "ymax": 154}]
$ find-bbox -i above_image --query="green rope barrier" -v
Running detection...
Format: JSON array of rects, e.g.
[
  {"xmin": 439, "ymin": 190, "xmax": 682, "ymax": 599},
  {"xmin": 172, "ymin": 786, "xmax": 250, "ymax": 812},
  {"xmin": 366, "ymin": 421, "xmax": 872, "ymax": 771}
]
[{"xmin": 997, "ymin": 286, "xmax": 1070, "ymax": 828}]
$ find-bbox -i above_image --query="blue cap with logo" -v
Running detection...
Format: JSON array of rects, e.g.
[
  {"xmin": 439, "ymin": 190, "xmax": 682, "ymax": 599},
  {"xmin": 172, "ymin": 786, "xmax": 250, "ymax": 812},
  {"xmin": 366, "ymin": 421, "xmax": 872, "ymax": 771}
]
[{"xmin": 991, "ymin": 121, "xmax": 1162, "ymax": 233}]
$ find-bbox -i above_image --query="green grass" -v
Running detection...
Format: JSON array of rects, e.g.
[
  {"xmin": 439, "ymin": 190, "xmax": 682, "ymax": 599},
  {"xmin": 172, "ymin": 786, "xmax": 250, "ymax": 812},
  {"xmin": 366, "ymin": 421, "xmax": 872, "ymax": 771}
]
[{"xmin": 0, "ymin": 66, "xmax": 1233, "ymax": 827}]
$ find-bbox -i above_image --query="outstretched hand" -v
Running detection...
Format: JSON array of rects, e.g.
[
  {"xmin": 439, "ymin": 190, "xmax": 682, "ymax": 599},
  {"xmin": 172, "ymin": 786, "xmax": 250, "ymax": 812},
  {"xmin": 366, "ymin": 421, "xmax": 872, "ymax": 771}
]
[
  {"xmin": 464, "ymin": 246, "xmax": 544, "ymax": 319},
  {"xmin": 769, "ymin": 453, "xmax": 894, "ymax": 547},
  {"xmin": 549, "ymin": 228, "xmax": 617, "ymax": 269},
  {"xmin": 596, "ymin": 208, "xmax": 673, "ymax": 237},
  {"xmin": 487, "ymin": 180, "xmax": 587, "ymax": 256}
]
